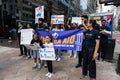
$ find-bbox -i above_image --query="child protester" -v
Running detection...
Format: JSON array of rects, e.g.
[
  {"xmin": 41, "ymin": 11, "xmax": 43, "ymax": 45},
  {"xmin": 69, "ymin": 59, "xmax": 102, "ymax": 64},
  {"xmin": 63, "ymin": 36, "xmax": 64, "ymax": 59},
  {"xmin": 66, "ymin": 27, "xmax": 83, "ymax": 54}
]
[
  {"xmin": 31, "ymin": 32, "xmax": 43, "ymax": 71},
  {"xmin": 44, "ymin": 35, "xmax": 54, "ymax": 78}
]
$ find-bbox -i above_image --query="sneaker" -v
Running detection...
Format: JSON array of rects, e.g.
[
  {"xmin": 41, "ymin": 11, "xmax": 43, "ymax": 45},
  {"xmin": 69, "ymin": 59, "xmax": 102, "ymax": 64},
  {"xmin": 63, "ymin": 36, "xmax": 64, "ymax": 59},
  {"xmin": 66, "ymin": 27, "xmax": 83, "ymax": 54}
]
[
  {"xmin": 57, "ymin": 57, "xmax": 61, "ymax": 61},
  {"xmin": 80, "ymin": 75, "xmax": 87, "ymax": 80},
  {"xmin": 47, "ymin": 73, "xmax": 53, "ymax": 78},
  {"xmin": 26, "ymin": 56, "xmax": 31, "ymax": 59},
  {"xmin": 32, "ymin": 65, "xmax": 37, "ymax": 69},
  {"xmin": 68, "ymin": 55, "xmax": 72, "ymax": 58},
  {"xmin": 75, "ymin": 64, "xmax": 82, "ymax": 68},
  {"xmin": 37, "ymin": 65, "xmax": 41, "ymax": 71},
  {"xmin": 46, "ymin": 72, "xmax": 50, "ymax": 77},
  {"xmin": 74, "ymin": 55, "xmax": 77, "ymax": 58}
]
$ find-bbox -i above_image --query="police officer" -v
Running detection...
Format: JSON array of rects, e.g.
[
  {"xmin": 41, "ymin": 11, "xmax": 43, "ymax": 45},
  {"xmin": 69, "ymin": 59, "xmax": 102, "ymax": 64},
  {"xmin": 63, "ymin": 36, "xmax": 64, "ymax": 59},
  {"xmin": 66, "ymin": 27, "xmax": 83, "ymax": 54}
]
[
  {"xmin": 98, "ymin": 20, "xmax": 112, "ymax": 61},
  {"xmin": 80, "ymin": 20, "xmax": 100, "ymax": 80}
]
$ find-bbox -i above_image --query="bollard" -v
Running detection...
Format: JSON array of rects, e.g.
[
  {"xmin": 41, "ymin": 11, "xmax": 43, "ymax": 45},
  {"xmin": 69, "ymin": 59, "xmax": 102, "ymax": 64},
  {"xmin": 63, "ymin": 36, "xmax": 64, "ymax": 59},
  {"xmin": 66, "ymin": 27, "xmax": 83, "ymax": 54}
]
[{"xmin": 116, "ymin": 54, "xmax": 120, "ymax": 75}]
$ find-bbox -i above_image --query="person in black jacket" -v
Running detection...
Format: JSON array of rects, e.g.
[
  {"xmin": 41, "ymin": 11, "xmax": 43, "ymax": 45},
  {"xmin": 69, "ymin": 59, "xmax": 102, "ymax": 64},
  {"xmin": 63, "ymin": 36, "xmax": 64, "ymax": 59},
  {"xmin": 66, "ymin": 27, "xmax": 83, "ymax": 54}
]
[
  {"xmin": 80, "ymin": 20, "xmax": 100, "ymax": 80},
  {"xmin": 76, "ymin": 15, "xmax": 88, "ymax": 68},
  {"xmin": 17, "ymin": 23, "xmax": 24, "ymax": 56},
  {"xmin": 31, "ymin": 32, "xmax": 43, "ymax": 71}
]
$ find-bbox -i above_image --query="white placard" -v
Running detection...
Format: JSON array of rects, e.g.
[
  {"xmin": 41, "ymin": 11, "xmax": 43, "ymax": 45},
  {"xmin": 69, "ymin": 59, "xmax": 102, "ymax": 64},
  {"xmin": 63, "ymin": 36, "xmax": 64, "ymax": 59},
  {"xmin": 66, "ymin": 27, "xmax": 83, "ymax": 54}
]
[
  {"xmin": 20, "ymin": 29, "xmax": 33, "ymax": 45},
  {"xmin": 39, "ymin": 48, "xmax": 56, "ymax": 61},
  {"xmin": 72, "ymin": 17, "xmax": 81, "ymax": 25},
  {"xmin": 51, "ymin": 15, "xmax": 64, "ymax": 24},
  {"xmin": 35, "ymin": 6, "xmax": 44, "ymax": 23}
]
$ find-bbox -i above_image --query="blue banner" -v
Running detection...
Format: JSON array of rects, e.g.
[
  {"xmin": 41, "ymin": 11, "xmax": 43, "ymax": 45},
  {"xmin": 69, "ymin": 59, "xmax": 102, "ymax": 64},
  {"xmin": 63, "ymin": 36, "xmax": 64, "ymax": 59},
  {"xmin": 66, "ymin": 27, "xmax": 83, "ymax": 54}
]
[{"xmin": 37, "ymin": 29, "xmax": 83, "ymax": 51}]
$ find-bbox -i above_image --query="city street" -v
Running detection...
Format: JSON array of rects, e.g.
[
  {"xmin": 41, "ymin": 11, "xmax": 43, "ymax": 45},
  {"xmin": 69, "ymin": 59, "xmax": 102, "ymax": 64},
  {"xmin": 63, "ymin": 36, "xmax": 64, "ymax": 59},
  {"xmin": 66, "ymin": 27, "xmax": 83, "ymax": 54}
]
[
  {"xmin": 0, "ymin": 33, "xmax": 120, "ymax": 80},
  {"xmin": 0, "ymin": 0, "xmax": 120, "ymax": 80}
]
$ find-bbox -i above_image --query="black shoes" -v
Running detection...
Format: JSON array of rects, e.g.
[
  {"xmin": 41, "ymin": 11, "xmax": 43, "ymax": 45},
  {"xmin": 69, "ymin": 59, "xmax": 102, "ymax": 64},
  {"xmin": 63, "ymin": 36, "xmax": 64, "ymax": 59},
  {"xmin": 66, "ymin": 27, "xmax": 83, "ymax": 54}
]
[{"xmin": 75, "ymin": 64, "xmax": 82, "ymax": 68}]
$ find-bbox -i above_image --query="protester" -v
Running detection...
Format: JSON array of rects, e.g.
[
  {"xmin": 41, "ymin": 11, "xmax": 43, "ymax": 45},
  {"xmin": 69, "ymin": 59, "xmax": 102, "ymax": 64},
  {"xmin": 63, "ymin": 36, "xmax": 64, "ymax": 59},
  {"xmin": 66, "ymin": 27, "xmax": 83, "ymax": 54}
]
[
  {"xmin": 76, "ymin": 15, "xmax": 88, "ymax": 68},
  {"xmin": 66, "ymin": 17, "xmax": 72, "ymax": 30},
  {"xmin": 17, "ymin": 23, "xmax": 25, "ymax": 56},
  {"xmin": 31, "ymin": 32, "xmax": 43, "ymax": 71},
  {"xmin": 80, "ymin": 20, "xmax": 100, "ymax": 80},
  {"xmin": 36, "ymin": 18, "xmax": 48, "ymax": 67},
  {"xmin": 36, "ymin": 18, "xmax": 44, "ymax": 31},
  {"xmin": 44, "ymin": 35, "xmax": 54, "ymax": 78},
  {"xmin": 98, "ymin": 20, "xmax": 112, "ymax": 61},
  {"xmin": 52, "ymin": 24, "xmax": 63, "ymax": 61},
  {"xmin": 25, "ymin": 24, "xmax": 34, "ymax": 59},
  {"xmin": 43, "ymin": 21, "xmax": 50, "ymax": 31},
  {"xmin": 68, "ymin": 23, "xmax": 78, "ymax": 58},
  {"xmin": 9, "ymin": 27, "xmax": 17, "ymax": 40}
]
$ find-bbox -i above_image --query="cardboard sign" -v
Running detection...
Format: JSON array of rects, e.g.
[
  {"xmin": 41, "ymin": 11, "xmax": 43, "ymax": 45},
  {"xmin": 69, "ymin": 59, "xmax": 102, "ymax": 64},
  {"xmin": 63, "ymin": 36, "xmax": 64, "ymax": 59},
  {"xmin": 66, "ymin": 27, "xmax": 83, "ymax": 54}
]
[
  {"xmin": 51, "ymin": 15, "xmax": 64, "ymax": 24},
  {"xmin": 72, "ymin": 17, "xmax": 81, "ymax": 25},
  {"xmin": 35, "ymin": 6, "xmax": 44, "ymax": 23},
  {"xmin": 20, "ymin": 29, "xmax": 33, "ymax": 45},
  {"xmin": 39, "ymin": 48, "xmax": 56, "ymax": 61}
]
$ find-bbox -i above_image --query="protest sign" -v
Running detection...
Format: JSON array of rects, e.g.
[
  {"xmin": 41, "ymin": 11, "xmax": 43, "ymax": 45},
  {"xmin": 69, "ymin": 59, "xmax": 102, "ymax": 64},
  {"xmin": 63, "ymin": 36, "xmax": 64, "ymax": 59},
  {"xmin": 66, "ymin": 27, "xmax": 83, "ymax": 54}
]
[
  {"xmin": 72, "ymin": 17, "xmax": 81, "ymax": 25},
  {"xmin": 20, "ymin": 29, "xmax": 33, "ymax": 45},
  {"xmin": 39, "ymin": 47, "xmax": 56, "ymax": 61},
  {"xmin": 51, "ymin": 15, "xmax": 64, "ymax": 24},
  {"xmin": 35, "ymin": 6, "xmax": 44, "ymax": 23},
  {"xmin": 37, "ymin": 29, "xmax": 83, "ymax": 51}
]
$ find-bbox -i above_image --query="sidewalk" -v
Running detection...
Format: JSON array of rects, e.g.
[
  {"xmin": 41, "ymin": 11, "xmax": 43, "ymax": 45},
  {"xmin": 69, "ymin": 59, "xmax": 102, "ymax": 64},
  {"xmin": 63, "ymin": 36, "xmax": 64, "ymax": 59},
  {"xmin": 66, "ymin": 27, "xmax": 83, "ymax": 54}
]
[
  {"xmin": 0, "ymin": 44, "xmax": 120, "ymax": 80},
  {"xmin": 0, "ymin": 39, "xmax": 18, "ymax": 48}
]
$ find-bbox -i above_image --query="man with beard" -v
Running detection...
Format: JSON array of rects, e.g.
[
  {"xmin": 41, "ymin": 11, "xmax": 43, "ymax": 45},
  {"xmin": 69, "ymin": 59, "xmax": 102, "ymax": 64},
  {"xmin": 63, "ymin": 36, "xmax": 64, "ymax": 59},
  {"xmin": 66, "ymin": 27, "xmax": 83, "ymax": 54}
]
[
  {"xmin": 75, "ymin": 15, "xmax": 88, "ymax": 68},
  {"xmin": 98, "ymin": 20, "xmax": 111, "ymax": 61}
]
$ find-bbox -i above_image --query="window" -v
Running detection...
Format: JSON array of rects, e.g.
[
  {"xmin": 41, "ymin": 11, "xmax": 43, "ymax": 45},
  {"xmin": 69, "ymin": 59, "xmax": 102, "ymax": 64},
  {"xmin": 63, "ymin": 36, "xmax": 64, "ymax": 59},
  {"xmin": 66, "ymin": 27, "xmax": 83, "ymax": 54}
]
[
  {"xmin": 16, "ymin": 9, "xmax": 19, "ymax": 13},
  {"xmin": 4, "ymin": 4, "xmax": 6, "ymax": 9},
  {"xmin": 15, "ymin": 0, "xmax": 17, "ymax": 3},
  {"xmin": 10, "ymin": 5, "xmax": 13, "ymax": 11},
  {"xmin": 16, "ymin": 16, "xmax": 19, "ymax": 19}
]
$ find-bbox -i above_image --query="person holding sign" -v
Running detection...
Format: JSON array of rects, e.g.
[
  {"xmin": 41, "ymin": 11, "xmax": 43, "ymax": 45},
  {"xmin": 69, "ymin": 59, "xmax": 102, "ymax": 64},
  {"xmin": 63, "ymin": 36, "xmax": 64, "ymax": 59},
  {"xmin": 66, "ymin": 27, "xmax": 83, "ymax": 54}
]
[
  {"xmin": 43, "ymin": 35, "xmax": 54, "ymax": 78},
  {"xmin": 17, "ymin": 23, "xmax": 25, "ymax": 56},
  {"xmin": 31, "ymin": 32, "xmax": 43, "ymax": 71},
  {"xmin": 80, "ymin": 20, "xmax": 100, "ymax": 80}
]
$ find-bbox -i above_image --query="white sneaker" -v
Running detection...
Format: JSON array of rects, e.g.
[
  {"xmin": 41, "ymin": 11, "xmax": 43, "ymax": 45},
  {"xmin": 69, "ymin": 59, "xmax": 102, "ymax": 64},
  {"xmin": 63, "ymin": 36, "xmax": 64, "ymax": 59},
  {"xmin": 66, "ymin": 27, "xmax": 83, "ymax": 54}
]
[
  {"xmin": 57, "ymin": 57, "xmax": 61, "ymax": 61},
  {"xmin": 45, "ymin": 72, "xmax": 50, "ymax": 77},
  {"xmin": 48, "ymin": 73, "xmax": 53, "ymax": 78},
  {"xmin": 74, "ymin": 55, "xmax": 77, "ymax": 58}
]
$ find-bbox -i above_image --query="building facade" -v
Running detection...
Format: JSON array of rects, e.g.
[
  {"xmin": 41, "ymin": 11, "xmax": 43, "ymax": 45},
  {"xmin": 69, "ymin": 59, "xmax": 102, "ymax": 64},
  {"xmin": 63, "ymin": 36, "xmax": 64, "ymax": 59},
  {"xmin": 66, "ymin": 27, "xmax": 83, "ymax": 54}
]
[
  {"xmin": 0, "ymin": 0, "xmax": 82, "ymax": 37},
  {"xmin": 112, "ymin": 6, "xmax": 120, "ymax": 30},
  {"xmin": 87, "ymin": 0, "xmax": 97, "ymax": 14}
]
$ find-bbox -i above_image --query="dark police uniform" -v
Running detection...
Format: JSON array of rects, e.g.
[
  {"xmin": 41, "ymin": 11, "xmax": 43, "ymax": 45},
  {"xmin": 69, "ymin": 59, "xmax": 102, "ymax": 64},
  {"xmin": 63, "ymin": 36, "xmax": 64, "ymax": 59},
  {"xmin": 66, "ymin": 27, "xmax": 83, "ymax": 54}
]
[
  {"xmin": 98, "ymin": 26, "xmax": 111, "ymax": 60},
  {"xmin": 82, "ymin": 29, "xmax": 100, "ymax": 79}
]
